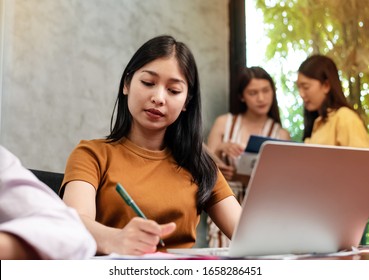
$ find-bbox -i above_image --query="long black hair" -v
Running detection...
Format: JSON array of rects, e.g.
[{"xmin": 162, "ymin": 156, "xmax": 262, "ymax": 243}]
[
  {"xmin": 107, "ymin": 35, "xmax": 217, "ymax": 213},
  {"xmin": 232, "ymin": 66, "xmax": 282, "ymax": 124},
  {"xmin": 298, "ymin": 54, "xmax": 353, "ymax": 140}
]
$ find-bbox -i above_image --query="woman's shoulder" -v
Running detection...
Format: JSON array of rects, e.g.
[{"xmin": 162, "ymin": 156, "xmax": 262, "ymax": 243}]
[
  {"xmin": 214, "ymin": 113, "xmax": 241, "ymax": 126},
  {"xmin": 265, "ymin": 118, "xmax": 291, "ymax": 140},
  {"xmin": 215, "ymin": 112, "xmax": 234, "ymax": 122},
  {"xmin": 335, "ymin": 106, "xmax": 356, "ymax": 116},
  {"xmin": 67, "ymin": 139, "xmax": 121, "ymax": 170},
  {"xmin": 334, "ymin": 107, "xmax": 361, "ymax": 122},
  {"xmin": 74, "ymin": 138, "xmax": 117, "ymax": 156},
  {"xmin": 210, "ymin": 113, "xmax": 232, "ymax": 130},
  {"xmin": 278, "ymin": 128, "xmax": 291, "ymax": 140},
  {"xmin": 77, "ymin": 138, "xmax": 109, "ymax": 148}
]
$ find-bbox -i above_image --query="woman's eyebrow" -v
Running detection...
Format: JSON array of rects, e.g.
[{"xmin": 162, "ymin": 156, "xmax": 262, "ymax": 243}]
[
  {"xmin": 141, "ymin": 70, "xmax": 186, "ymax": 85},
  {"xmin": 297, "ymin": 81, "xmax": 308, "ymax": 85}
]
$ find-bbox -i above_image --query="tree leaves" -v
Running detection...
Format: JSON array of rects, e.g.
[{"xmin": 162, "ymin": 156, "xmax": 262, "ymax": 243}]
[{"xmin": 254, "ymin": 0, "xmax": 369, "ymax": 132}]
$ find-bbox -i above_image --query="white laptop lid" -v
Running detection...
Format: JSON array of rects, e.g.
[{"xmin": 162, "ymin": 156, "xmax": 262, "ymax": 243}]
[{"xmin": 229, "ymin": 141, "xmax": 369, "ymax": 257}]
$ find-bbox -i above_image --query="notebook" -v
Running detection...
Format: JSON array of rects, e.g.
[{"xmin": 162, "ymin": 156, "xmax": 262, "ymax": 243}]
[
  {"xmin": 169, "ymin": 141, "xmax": 369, "ymax": 258},
  {"xmin": 236, "ymin": 135, "xmax": 290, "ymax": 175},
  {"xmin": 245, "ymin": 134, "xmax": 290, "ymax": 153}
]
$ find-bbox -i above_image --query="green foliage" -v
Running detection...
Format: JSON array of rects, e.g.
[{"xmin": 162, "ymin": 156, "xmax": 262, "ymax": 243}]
[
  {"xmin": 278, "ymin": 68, "xmax": 304, "ymax": 142},
  {"xmin": 253, "ymin": 0, "xmax": 369, "ymax": 137}
]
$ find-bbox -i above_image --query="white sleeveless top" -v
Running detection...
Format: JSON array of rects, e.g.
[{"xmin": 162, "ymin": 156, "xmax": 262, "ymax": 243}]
[{"xmin": 222, "ymin": 113, "xmax": 282, "ymax": 145}]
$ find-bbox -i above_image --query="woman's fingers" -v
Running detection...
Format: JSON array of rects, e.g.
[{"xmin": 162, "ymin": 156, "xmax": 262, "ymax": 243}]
[
  {"xmin": 120, "ymin": 218, "xmax": 176, "ymax": 255},
  {"xmin": 160, "ymin": 222, "xmax": 176, "ymax": 238}
]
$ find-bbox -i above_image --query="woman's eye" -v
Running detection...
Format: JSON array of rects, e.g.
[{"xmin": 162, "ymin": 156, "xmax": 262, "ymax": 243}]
[
  {"xmin": 141, "ymin": 80, "xmax": 154, "ymax": 86},
  {"xmin": 297, "ymin": 84, "xmax": 309, "ymax": 90},
  {"xmin": 168, "ymin": 89, "xmax": 181, "ymax": 94}
]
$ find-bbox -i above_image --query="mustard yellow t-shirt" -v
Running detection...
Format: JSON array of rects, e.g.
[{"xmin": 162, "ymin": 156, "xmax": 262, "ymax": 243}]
[
  {"xmin": 304, "ymin": 107, "xmax": 369, "ymax": 148},
  {"xmin": 62, "ymin": 138, "xmax": 234, "ymax": 249}
]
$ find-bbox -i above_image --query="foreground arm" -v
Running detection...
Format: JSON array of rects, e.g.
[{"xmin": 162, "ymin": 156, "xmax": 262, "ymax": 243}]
[
  {"xmin": 207, "ymin": 196, "xmax": 242, "ymax": 239},
  {"xmin": 0, "ymin": 232, "xmax": 40, "ymax": 259},
  {"xmin": 63, "ymin": 181, "xmax": 176, "ymax": 255},
  {"xmin": 0, "ymin": 146, "xmax": 96, "ymax": 259}
]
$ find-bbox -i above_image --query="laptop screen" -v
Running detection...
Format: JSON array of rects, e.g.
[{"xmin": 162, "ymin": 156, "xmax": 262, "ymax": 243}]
[{"xmin": 230, "ymin": 142, "xmax": 369, "ymax": 257}]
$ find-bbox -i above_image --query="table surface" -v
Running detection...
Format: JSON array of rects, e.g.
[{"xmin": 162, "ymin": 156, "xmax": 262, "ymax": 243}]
[{"xmin": 298, "ymin": 246, "xmax": 369, "ymax": 260}]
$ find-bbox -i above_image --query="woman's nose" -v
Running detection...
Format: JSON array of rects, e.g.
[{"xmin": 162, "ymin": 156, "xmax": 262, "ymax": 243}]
[
  {"xmin": 151, "ymin": 87, "xmax": 165, "ymax": 105},
  {"xmin": 257, "ymin": 92, "xmax": 264, "ymax": 101},
  {"xmin": 298, "ymin": 90, "xmax": 305, "ymax": 98}
]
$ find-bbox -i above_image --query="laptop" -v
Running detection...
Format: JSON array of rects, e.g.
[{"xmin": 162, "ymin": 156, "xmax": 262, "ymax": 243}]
[{"xmin": 169, "ymin": 141, "xmax": 369, "ymax": 257}]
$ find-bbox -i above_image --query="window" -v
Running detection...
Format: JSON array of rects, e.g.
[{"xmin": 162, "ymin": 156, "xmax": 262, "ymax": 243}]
[
  {"xmin": 245, "ymin": 0, "xmax": 304, "ymax": 141},
  {"xmin": 243, "ymin": 0, "xmax": 369, "ymax": 139}
]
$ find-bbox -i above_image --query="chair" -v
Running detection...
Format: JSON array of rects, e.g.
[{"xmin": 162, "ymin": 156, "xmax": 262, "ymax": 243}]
[{"xmin": 29, "ymin": 169, "xmax": 64, "ymax": 195}]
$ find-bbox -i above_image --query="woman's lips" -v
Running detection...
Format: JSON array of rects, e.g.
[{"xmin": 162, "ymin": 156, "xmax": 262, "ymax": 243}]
[{"xmin": 145, "ymin": 108, "xmax": 164, "ymax": 118}]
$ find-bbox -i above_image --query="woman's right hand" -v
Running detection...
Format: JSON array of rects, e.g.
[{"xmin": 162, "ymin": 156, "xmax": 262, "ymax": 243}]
[
  {"xmin": 111, "ymin": 217, "xmax": 176, "ymax": 255},
  {"xmin": 219, "ymin": 142, "xmax": 244, "ymax": 159},
  {"xmin": 63, "ymin": 181, "xmax": 176, "ymax": 256}
]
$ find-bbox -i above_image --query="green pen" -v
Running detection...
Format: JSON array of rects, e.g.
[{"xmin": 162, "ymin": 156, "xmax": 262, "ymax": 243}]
[{"xmin": 116, "ymin": 183, "xmax": 165, "ymax": 247}]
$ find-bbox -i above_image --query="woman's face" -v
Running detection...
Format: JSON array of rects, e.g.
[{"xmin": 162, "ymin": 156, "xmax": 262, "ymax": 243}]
[
  {"xmin": 297, "ymin": 73, "xmax": 330, "ymax": 112},
  {"xmin": 124, "ymin": 56, "xmax": 188, "ymax": 133},
  {"xmin": 242, "ymin": 78, "xmax": 274, "ymax": 116}
]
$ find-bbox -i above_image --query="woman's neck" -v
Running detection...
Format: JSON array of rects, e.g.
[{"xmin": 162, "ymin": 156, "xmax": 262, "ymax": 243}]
[
  {"xmin": 242, "ymin": 111, "xmax": 269, "ymax": 125},
  {"xmin": 127, "ymin": 126, "xmax": 166, "ymax": 151}
]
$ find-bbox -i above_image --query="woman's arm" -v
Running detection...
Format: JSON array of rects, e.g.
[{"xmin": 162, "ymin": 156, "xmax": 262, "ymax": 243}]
[
  {"xmin": 203, "ymin": 143, "xmax": 235, "ymax": 181},
  {"xmin": 0, "ymin": 232, "xmax": 40, "ymax": 260},
  {"xmin": 279, "ymin": 128, "xmax": 291, "ymax": 141},
  {"xmin": 207, "ymin": 196, "xmax": 242, "ymax": 239},
  {"xmin": 63, "ymin": 181, "xmax": 176, "ymax": 255},
  {"xmin": 207, "ymin": 115, "xmax": 244, "ymax": 182},
  {"xmin": 207, "ymin": 115, "xmax": 228, "ymax": 157},
  {"xmin": 336, "ymin": 108, "xmax": 369, "ymax": 147},
  {"xmin": 0, "ymin": 146, "xmax": 96, "ymax": 260}
]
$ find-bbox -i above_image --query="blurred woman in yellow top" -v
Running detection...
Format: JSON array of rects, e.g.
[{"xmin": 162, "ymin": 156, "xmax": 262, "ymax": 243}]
[{"xmin": 297, "ymin": 54, "xmax": 369, "ymax": 147}]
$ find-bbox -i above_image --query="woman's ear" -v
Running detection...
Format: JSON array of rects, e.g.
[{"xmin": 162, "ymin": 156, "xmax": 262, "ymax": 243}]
[
  {"xmin": 182, "ymin": 95, "xmax": 192, "ymax": 111},
  {"xmin": 323, "ymin": 80, "xmax": 331, "ymax": 95},
  {"xmin": 123, "ymin": 84, "xmax": 129, "ymax": 95}
]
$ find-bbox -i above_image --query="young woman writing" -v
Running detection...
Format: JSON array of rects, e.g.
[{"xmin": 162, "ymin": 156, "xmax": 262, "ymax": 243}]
[{"xmin": 61, "ymin": 35, "xmax": 241, "ymax": 256}]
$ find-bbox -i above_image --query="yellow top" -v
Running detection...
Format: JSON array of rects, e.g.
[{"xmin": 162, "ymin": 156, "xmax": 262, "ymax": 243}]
[{"xmin": 304, "ymin": 107, "xmax": 369, "ymax": 148}]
